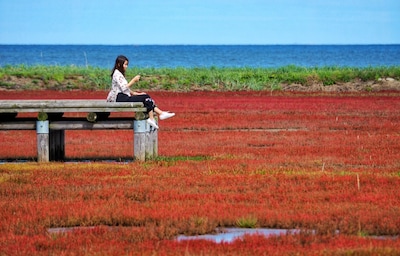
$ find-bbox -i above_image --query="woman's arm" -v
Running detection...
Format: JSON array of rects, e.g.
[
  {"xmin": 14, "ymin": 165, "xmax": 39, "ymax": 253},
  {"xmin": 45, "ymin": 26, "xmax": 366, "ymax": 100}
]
[
  {"xmin": 128, "ymin": 75, "xmax": 147, "ymax": 95},
  {"xmin": 127, "ymin": 75, "xmax": 141, "ymax": 88},
  {"xmin": 130, "ymin": 90, "xmax": 147, "ymax": 95}
]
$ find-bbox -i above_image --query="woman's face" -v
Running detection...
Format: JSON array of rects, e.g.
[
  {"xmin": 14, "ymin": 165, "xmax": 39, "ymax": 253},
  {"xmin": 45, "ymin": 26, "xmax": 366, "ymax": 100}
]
[{"xmin": 122, "ymin": 60, "xmax": 128, "ymax": 71}]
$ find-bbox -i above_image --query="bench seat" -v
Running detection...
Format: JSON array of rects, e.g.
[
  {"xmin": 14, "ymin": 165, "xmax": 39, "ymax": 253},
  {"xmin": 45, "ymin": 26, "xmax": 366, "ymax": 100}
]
[
  {"xmin": 0, "ymin": 100, "xmax": 147, "ymax": 121},
  {"xmin": 0, "ymin": 100, "xmax": 145, "ymax": 112}
]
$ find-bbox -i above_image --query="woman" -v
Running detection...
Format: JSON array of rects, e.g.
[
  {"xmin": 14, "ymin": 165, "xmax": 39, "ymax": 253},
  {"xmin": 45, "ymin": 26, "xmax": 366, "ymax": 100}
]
[{"xmin": 107, "ymin": 55, "xmax": 175, "ymax": 129}]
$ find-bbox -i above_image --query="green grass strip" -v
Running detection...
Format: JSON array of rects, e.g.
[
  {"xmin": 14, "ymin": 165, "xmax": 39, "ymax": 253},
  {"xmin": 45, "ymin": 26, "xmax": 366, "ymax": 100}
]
[{"xmin": 1, "ymin": 65, "xmax": 399, "ymax": 91}]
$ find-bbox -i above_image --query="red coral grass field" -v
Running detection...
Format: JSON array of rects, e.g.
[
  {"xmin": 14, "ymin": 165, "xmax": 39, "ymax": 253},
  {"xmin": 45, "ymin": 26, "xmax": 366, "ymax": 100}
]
[{"xmin": 0, "ymin": 90, "xmax": 400, "ymax": 255}]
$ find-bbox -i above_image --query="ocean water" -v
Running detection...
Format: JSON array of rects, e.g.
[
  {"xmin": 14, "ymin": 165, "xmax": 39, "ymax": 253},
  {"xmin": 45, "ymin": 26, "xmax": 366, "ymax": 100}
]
[{"xmin": 0, "ymin": 45, "xmax": 399, "ymax": 68}]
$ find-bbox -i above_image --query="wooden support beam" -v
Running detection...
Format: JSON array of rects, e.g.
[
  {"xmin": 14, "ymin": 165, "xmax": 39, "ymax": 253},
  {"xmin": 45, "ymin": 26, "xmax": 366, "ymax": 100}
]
[
  {"xmin": 153, "ymin": 129, "xmax": 158, "ymax": 158},
  {"xmin": 0, "ymin": 100, "xmax": 146, "ymax": 113},
  {"xmin": 0, "ymin": 121, "xmax": 36, "ymax": 130},
  {"xmin": 36, "ymin": 121, "xmax": 49, "ymax": 162},
  {"xmin": 49, "ymin": 120, "xmax": 134, "ymax": 130},
  {"xmin": 133, "ymin": 120, "xmax": 147, "ymax": 161},
  {"xmin": 146, "ymin": 128, "xmax": 158, "ymax": 160}
]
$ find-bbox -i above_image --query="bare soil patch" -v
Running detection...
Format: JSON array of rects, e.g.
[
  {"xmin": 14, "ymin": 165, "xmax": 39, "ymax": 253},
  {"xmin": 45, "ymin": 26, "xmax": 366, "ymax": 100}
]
[{"xmin": 282, "ymin": 78, "xmax": 400, "ymax": 92}]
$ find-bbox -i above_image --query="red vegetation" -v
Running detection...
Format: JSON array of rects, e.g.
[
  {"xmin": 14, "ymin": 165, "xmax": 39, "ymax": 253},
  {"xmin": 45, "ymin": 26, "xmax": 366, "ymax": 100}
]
[{"xmin": 0, "ymin": 90, "xmax": 399, "ymax": 255}]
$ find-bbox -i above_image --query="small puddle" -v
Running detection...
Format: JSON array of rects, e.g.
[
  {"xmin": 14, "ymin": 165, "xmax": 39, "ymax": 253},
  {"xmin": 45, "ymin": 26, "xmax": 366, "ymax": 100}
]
[{"xmin": 176, "ymin": 228, "xmax": 299, "ymax": 243}]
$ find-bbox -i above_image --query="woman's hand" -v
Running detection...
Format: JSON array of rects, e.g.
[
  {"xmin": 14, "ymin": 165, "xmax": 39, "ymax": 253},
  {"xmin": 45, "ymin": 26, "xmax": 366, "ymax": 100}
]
[
  {"xmin": 132, "ymin": 75, "xmax": 141, "ymax": 83},
  {"xmin": 130, "ymin": 90, "xmax": 147, "ymax": 96},
  {"xmin": 127, "ymin": 75, "xmax": 141, "ymax": 88}
]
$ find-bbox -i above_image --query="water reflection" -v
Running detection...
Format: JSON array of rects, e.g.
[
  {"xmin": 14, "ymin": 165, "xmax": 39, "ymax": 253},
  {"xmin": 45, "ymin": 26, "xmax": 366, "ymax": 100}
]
[
  {"xmin": 176, "ymin": 228, "xmax": 299, "ymax": 243},
  {"xmin": 47, "ymin": 226, "xmax": 398, "ymax": 243}
]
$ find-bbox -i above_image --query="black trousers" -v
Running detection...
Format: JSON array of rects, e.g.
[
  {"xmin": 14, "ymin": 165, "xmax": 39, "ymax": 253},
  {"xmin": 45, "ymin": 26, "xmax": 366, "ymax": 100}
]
[{"xmin": 116, "ymin": 93, "xmax": 156, "ymax": 113}]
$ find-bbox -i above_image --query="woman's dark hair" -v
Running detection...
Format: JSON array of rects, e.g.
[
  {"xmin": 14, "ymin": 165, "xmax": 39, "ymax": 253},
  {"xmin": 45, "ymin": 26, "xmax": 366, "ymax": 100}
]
[{"xmin": 111, "ymin": 55, "xmax": 129, "ymax": 77}]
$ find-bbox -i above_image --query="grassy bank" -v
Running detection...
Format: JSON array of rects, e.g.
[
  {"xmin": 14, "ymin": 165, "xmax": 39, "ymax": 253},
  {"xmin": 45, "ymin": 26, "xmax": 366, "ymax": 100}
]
[{"xmin": 0, "ymin": 65, "xmax": 399, "ymax": 91}]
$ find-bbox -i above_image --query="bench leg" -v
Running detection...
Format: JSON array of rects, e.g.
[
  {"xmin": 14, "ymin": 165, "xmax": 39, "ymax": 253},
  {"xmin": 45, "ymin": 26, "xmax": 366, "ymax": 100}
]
[
  {"xmin": 153, "ymin": 128, "xmax": 158, "ymax": 158},
  {"xmin": 134, "ymin": 119, "xmax": 158, "ymax": 161},
  {"xmin": 36, "ymin": 121, "xmax": 49, "ymax": 162},
  {"xmin": 134, "ymin": 120, "xmax": 146, "ymax": 161},
  {"xmin": 146, "ymin": 128, "xmax": 158, "ymax": 160}
]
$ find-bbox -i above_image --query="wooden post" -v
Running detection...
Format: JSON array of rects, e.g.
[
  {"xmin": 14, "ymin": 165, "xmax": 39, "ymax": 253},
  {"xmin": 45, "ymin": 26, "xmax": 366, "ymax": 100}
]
[
  {"xmin": 49, "ymin": 130, "xmax": 65, "ymax": 161},
  {"xmin": 145, "ymin": 129, "xmax": 153, "ymax": 160},
  {"xmin": 133, "ymin": 120, "xmax": 146, "ymax": 161},
  {"xmin": 153, "ymin": 128, "xmax": 158, "ymax": 158},
  {"xmin": 146, "ymin": 124, "xmax": 158, "ymax": 160},
  {"xmin": 36, "ymin": 120, "xmax": 49, "ymax": 162}
]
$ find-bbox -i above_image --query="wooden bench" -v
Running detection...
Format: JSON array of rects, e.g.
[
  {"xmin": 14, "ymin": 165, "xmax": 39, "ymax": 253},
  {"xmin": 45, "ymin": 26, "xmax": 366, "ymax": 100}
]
[{"xmin": 0, "ymin": 100, "xmax": 157, "ymax": 162}]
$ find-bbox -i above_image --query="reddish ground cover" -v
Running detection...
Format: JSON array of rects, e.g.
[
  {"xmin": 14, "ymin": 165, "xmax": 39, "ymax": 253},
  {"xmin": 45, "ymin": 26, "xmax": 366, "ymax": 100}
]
[{"xmin": 0, "ymin": 90, "xmax": 399, "ymax": 255}]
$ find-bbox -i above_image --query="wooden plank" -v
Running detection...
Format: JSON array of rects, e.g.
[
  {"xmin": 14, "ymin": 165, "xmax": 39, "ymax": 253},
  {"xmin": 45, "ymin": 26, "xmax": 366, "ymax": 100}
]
[
  {"xmin": 49, "ymin": 120, "xmax": 134, "ymax": 130},
  {"xmin": 0, "ymin": 107, "xmax": 146, "ymax": 113},
  {"xmin": 0, "ymin": 121, "xmax": 36, "ymax": 130},
  {"xmin": 0, "ymin": 100, "xmax": 146, "ymax": 113},
  {"xmin": 0, "ymin": 119, "xmax": 136, "ymax": 130},
  {"xmin": 0, "ymin": 100, "xmax": 144, "ymax": 108}
]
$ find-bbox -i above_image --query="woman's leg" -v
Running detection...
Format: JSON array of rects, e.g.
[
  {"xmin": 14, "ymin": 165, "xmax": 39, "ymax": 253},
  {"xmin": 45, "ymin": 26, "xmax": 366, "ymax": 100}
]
[
  {"xmin": 116, "ymin": 93, "xmax": 132, "ymax": 102},
  {"xmin": 154, "ymin": 107, "xmax": 163, "ymax": 115},
  {"xmin": 117, "ymin": 93, "xmax": 155, "ymax": 115},
  {"xmin": 116, "ymin": 93, "xmax": 158, "ymax": 128},
  {"xmin": 117, "ymin": 93, "xmax": 149, "ymax": 104},
  {"xmin": 117, "ymin": 93, "xmax": 173, "ymax": 124}
]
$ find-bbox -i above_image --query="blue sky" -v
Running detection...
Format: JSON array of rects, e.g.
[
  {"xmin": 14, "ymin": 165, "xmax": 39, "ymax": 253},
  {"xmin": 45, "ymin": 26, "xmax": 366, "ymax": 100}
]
[{"xmin": 0, "ymin": 0, "xmax": 399, "ymax": 45}]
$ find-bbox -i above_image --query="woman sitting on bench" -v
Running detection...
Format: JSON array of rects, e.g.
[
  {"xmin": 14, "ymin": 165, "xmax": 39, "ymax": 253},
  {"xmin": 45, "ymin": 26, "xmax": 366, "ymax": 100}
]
[{"xmin": 107, "ymin": 55, "xmax": 175, "ymax": 129}]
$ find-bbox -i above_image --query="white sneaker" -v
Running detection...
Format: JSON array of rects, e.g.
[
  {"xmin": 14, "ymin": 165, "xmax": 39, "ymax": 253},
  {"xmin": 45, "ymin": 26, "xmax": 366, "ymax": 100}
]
[
  {"xmin": 159, "ymin": 112, "xmax": 175, "ymax": 120},
  {"xmin": 146, "ymin": 118, "xmax": 159, "ymax": 129}
]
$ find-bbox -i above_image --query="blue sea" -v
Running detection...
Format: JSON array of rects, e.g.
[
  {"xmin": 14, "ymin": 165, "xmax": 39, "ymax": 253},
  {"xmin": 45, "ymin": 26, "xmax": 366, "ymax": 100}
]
[{"xmin": 0, "ymin": 45, "xmax": 399, "ymax": 68}]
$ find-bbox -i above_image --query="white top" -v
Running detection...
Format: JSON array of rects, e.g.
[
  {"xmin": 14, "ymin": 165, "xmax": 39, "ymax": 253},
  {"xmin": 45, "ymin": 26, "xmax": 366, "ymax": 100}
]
[{"xmin": 106, "ymin": 69, "xmax": 130, "ymax": 102}]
